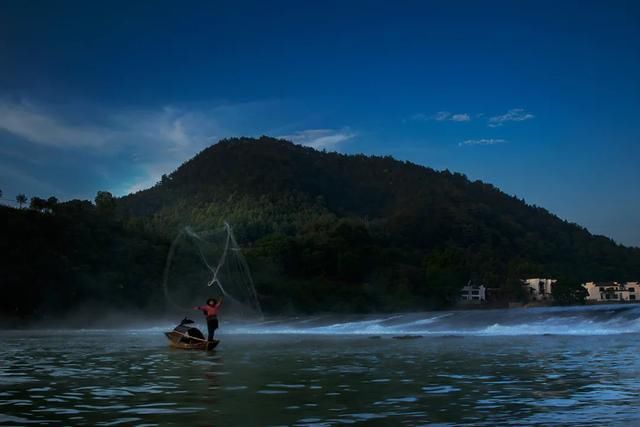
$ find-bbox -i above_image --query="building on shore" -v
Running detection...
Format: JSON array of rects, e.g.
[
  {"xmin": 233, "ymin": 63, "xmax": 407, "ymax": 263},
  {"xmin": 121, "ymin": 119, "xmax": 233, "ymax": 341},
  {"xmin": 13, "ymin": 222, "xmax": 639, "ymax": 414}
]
[
  {"xmin": 522, "ymin": 278, "xmax": 557, "ymax": 301},
  {"xmin": 582, "ymin": 281, "xmax": 640, "ymax": 302},
  {"xmin": 460, "ymin": 280, "xmax": 486, "ymax": 303}
]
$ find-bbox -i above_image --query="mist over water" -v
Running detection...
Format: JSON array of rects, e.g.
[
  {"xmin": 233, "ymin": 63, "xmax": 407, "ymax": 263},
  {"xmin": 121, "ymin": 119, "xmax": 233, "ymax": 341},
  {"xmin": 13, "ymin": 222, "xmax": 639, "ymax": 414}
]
[
  {"xmin": 22, "ymin": 304, "xmax": 640, "ymax": 337},
  {"xmin": 2, "ymin": 305, "xmax": 640, "ymax": 425}
]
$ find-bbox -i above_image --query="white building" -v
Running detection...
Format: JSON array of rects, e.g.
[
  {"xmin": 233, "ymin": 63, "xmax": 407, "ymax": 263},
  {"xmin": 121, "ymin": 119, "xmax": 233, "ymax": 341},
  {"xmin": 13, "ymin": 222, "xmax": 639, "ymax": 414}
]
[
  {"xmin": 583, "ymin": 281, "xmax": 640, "ymax": 302},
  {"xmin": 460, "ymin": 281, "xmax": 486, "ymax": 302},
  {"xmin": 522, "ymin": 278, "xmax": 557, "ymax": 301}
]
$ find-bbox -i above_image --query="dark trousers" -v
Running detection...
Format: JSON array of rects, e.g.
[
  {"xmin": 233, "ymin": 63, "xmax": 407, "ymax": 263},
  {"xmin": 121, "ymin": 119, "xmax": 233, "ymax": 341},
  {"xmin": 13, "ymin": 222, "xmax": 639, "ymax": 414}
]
[{"xmin": 207, "ymin": 317, "xmax": 219, "ymax": 341}]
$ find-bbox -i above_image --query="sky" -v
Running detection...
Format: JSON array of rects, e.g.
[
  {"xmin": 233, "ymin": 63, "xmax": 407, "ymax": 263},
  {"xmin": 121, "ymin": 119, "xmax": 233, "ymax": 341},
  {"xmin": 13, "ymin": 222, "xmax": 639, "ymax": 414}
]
[{"xmin": 0, "ymin": 0, "xmax": 639, "ymax": 247}]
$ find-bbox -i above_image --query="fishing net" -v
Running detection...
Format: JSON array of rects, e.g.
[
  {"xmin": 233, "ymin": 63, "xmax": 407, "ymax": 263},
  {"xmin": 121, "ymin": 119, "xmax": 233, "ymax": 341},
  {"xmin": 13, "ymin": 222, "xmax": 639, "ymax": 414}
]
[{"xmin": 163, "ymin": 222, "xmax": 263, "ymax": 319}]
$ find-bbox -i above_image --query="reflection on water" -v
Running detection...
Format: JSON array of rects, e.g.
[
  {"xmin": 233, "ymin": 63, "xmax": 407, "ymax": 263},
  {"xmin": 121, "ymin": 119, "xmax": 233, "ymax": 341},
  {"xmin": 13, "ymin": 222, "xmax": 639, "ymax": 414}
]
[{"xmin": 2, "ymin": 308, "xmax": 640, "ymax": 425}]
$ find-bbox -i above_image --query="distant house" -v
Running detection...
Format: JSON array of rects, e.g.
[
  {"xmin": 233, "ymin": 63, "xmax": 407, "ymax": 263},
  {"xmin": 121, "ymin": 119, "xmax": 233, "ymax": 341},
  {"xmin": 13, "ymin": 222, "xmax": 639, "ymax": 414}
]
[
  {"xmin": 522, "ymin": 278, "xmax": 557, "ymax": 301},
  {"xmin": 460, "ymin": 281, "xmax": 486, "ymax": 303},
  {"xmin": 583, "ymin": 281, "xmax": 640, "ymax": 302}
]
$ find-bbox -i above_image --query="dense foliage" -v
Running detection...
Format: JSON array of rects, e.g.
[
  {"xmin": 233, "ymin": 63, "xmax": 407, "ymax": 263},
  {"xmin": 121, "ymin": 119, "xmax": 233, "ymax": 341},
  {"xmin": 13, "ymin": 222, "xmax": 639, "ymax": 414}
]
[
  {"xmin": 0, "ymin": 200, "xmax": 168, "ymax": 324},
  {"xmin": 2, "ymin": 137, "xmax": 640, "ymax": 321}
]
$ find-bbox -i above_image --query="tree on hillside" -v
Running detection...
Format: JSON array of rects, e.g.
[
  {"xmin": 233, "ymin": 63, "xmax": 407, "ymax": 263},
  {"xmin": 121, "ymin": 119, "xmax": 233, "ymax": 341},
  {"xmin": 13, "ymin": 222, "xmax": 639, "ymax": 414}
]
[
  {"xmin": 95, "ymin": 191, "xmax": 116, "ymax": 216},
  {"xmin": 47, "ymin": 197, "xmax": 59, "ymax": 211},
  {"xmin": 16, "ymin": 194, "xmax": 27, "ymax": 208},
  {"xmin": 423, "ymin": 248, "xmax": 470, "ymax": 307},
  {"xmin": 30, "ymin": 197, "xmax": 48, "ymax": 211},
  {"xmin": 552, "ymin": 280, "xmax": 588, "ymax": 305}
]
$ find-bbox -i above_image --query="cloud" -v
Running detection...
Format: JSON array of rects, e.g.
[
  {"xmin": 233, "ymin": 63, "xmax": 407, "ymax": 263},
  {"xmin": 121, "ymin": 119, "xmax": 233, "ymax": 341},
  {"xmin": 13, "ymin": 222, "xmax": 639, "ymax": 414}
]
[
  {"xmin": 431, "ymin": 111, "xmax": 452, "ymax": 121},
  {"xmin": 459, "ymin": 138, "xmax": 508, "ymax": 146},
  {"xmin": 0, "ymin": 98, "xmax": 360, "ymax": 196},
  {"xmin": 408, "ymin": 111, "xmax": 471, "ymax": 122},
  {"xmin": 278, "ymin": 128, "xmax": 356, "ymax": 150},
  {"xmin": 0, "ymin": 100, "xmax": 214, "ymax": 152},
  {"xmin": 121, "ymin": 161, "xmax": 181, "ymax": 194},
  {"xmin": 111, "ymin": 106, "xmax": 224, "ymax": 153},
  {"xmin": 450, "ymin": 113, "xmax": 471, "ymax": 122},
  {"xmin": 0, "ymin": 101, "xmax": 113, "ymax": 147},
  {"xmin": 488, "ymin": 108, "xmax": 534, "ymax": 127},
  {"xmin": 0, "ymin": 98, "xmax": 295, "ymax": 196}
]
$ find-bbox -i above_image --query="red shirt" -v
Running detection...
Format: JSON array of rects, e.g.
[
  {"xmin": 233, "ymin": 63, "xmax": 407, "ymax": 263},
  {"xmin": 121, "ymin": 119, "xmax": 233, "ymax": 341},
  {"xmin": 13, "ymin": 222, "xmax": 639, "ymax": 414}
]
[{"xmin": 195, "ymin": 302, "xmax": 221, "ymax": 318}]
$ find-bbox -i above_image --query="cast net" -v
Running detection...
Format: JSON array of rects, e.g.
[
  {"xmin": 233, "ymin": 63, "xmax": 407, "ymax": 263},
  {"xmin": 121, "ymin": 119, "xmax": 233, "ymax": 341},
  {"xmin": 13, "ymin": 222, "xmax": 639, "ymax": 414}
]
[{"xmin": 163, "ymin": 222, "xmax": 263, "ymax": 319}]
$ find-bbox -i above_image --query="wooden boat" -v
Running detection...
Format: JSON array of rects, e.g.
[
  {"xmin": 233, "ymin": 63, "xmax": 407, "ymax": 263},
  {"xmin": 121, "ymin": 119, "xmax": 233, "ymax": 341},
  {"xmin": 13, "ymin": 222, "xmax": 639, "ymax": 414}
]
[{"xmin": 165, "ymin": 318, "xmax": 219, "ymax": 351}]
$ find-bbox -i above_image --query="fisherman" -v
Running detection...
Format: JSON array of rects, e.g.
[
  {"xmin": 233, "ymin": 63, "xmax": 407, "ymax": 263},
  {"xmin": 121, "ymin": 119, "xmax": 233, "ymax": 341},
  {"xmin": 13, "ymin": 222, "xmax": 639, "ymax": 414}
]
[{"xmin": 193, "ymin": 297, "xmax": 223, "ymax": 341}]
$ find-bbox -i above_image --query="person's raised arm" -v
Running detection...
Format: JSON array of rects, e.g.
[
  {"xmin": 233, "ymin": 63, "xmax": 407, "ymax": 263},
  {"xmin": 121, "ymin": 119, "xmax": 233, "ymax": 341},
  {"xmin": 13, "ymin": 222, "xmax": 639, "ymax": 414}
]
[{"xmin": 217, "ymin": 297, "xmax": 224, "ymax": 307}]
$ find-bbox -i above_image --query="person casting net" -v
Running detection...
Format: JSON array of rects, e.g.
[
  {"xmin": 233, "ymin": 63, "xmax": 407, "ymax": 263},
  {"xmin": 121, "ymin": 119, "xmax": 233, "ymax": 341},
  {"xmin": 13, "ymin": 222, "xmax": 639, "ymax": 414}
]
[{"xmin": 194, "ymin": 297, "xmax": 224, "ymax": 341}]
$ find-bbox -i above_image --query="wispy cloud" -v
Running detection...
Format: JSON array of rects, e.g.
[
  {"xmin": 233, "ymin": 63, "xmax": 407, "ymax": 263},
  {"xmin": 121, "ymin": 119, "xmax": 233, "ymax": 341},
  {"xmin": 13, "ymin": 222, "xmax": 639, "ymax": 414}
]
[
  {"xmin": 278, "ymin": 128, "xmax": 356, "ymax": 150},
  {"xmin": 431, "ymin": 111, "xmax": 452, "ymax": 121},
  {"xmin": 488, "ymin": 108, "xmax": 534, "ymax": 127},
  {"xmin": 122, "ymin": 161, "xmax": 182, "ymax": 194},
  {"xmin": 459, "ymin": 138, "xmax": 508, "ymax": 146},
  {"xmin": 450, "ymin": 113, "xmax": 470, "ymax": 122},
  {"xmin": 0, "ymin": 98, "xmax": 297, "ymax": 196},
  {"xmin": 0, "ymin": 101, "xmax": 113, "ymax": 148},
  {"xmin": 0, "ymin": 100, "xmax": 217, "ymax": 152},
  {"xmin": 408, "ymin": 111, "xmax": 471, "ymax": 122}
]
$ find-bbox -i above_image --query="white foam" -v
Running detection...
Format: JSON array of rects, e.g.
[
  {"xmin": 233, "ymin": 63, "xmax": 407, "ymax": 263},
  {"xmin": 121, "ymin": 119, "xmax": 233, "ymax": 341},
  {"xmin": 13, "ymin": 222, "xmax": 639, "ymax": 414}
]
[
  {"xmin": 222, "ymin": 305, "xmax": 640, "ymax": 336},
  {"xmin": 15, "ymin": 305, "xmax": 640, "ymax": 337}
]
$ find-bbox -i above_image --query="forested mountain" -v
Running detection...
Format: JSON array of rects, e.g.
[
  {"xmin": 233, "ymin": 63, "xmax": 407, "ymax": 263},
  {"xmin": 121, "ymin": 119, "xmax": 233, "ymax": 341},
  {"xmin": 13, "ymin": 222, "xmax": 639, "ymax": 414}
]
[
  {"xmin": 117, "ymin": 136, "xmax": 640, "ymax": 312},
  {"xmin": 3, "ymin": 136, "xmax": 640, "ymax": 321}
]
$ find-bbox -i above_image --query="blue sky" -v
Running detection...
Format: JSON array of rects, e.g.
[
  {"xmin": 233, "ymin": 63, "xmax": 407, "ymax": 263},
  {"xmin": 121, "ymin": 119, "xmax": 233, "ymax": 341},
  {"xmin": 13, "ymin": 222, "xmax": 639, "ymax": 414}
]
[{"xmin": 1, "ymin": 0, "xmax": 639, "ymax": 246}]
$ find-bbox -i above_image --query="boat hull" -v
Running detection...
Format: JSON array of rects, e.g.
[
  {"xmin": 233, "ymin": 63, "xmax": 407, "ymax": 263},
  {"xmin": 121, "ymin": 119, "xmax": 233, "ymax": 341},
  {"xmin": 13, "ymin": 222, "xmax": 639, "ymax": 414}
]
[{"xmin": 164, "ymin": 331, "xmax": 219, "ymax": 351}]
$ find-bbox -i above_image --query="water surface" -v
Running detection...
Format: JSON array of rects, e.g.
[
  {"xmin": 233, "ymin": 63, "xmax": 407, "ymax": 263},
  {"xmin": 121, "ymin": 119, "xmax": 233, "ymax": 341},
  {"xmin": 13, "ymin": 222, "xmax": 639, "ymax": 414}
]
[{"xmin": 2, "ymin": 305, "xmax": 640, "ymax": 426}]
